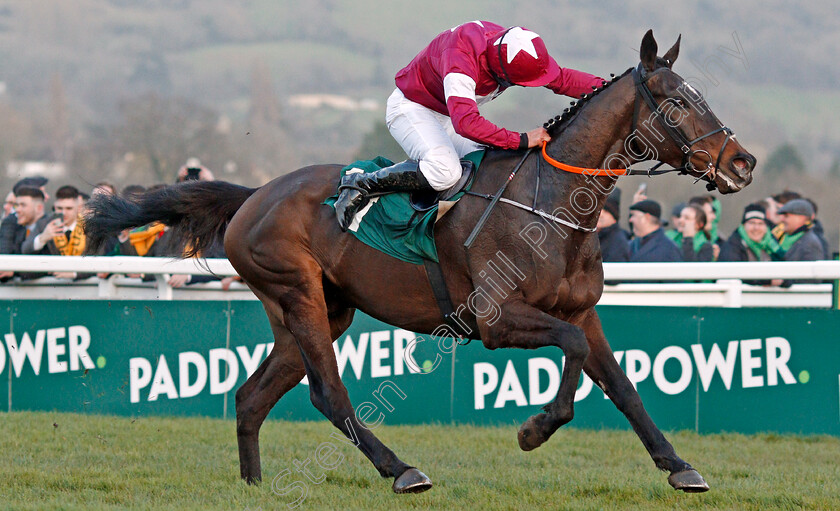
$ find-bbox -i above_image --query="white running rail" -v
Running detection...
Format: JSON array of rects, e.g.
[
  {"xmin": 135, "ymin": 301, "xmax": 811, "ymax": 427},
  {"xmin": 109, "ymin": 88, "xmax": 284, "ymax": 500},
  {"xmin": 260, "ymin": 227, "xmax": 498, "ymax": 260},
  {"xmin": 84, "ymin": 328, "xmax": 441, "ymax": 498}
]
[{"xmin": 0, "ymin": 256, "xmax": 835, "ymax": 306}]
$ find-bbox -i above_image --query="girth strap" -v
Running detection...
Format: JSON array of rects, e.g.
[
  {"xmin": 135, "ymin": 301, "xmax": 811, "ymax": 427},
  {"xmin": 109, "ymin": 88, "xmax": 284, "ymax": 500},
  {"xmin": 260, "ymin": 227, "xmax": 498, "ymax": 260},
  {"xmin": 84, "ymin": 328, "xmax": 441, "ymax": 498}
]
[{"xmin": 422, "ymin": 259, "xmax": 472, "ymax": 343}]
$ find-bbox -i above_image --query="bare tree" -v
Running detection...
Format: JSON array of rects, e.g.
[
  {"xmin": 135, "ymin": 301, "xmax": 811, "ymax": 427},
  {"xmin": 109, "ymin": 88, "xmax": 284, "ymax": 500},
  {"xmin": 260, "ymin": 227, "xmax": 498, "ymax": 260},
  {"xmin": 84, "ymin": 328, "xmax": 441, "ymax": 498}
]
[
  {"xmin": 47, "ymin": 72, "xmax": 69, "ymax": 162},
  {"xmin": 114, "ymin": 94, "xmax": 232, "ymax": 184},
  {"xmin": 0, "ymin": 101, "xmax": 34, "ymax": 169},
  {"xmin": 248, "ymin": 60, "xmax": 281, "ymax": 128}
]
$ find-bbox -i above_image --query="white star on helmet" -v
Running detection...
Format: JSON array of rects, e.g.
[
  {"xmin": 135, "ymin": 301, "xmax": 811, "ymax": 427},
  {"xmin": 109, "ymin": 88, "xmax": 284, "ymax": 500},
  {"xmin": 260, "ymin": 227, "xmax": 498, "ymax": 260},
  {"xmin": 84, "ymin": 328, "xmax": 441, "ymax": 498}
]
[{"xmin": 494, "ymin": 27, "xmax": 541, "ymax": 64}]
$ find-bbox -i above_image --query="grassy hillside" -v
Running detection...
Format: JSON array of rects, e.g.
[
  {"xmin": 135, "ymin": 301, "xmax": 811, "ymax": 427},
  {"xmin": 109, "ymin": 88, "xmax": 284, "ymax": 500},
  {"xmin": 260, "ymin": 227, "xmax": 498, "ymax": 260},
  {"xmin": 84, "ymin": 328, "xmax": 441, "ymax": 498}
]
[
  {"xmin": 0, "ymin": 0, "xmax": 839, "ymax": 237},
  {"xmin": 2, "ymin": 411, "xmax": 839, "ymax": 510},
  {"xmin": 1, "ymin": 1, "xmax": 836, "ymax": 137}
]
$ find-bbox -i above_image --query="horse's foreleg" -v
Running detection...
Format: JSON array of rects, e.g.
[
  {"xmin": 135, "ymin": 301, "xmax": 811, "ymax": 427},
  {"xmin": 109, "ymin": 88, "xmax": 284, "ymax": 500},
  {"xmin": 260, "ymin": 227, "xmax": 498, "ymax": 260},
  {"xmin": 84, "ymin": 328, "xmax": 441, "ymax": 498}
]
[
  {"xmin": 480, "ymin": 301, "xmax": 590, "ymax": 451},
  {"xmin": 236, "ymin": 311, "xmax": 305, "ymax": 484},
  {"xmin": 579, "ymin": 309, "xmax": 709, "ymax": 492}
]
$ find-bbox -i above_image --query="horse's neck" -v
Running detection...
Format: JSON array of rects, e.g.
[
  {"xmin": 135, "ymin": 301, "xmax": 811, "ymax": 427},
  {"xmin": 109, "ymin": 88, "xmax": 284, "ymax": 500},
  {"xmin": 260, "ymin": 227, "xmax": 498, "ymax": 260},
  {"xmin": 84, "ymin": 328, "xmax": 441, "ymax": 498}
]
[
  {"xmin": 539, "ymin": 80, "xmax": 636, "ymax": 218},
  {"xmin": 551, "ymin": 79, "xmax": 636, "ymax": 170}
]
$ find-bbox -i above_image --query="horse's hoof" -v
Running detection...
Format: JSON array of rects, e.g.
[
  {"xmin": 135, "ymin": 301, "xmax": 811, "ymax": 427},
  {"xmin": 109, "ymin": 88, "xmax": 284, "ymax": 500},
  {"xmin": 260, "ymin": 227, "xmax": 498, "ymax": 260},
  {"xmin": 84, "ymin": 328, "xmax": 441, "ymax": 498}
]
[
  {"xmin": 392, "ymin": 468, "xmax": 432, "ymax": 494},
  {"xmin": 668, "ymin": 469, "xmax": 710, "ymax": 493},
  {"xmin": 517, "ymin": 414, "xmax": 549, "ymax": 452},
  {"xmin": 241, "ymin": 472, "xmax": 261, "ymax": 485}
]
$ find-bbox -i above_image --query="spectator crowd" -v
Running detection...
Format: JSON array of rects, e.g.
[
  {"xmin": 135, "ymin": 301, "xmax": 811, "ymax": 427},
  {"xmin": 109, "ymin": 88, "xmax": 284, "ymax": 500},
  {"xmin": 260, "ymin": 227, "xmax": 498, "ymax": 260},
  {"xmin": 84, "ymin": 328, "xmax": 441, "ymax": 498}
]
[
  {"xmin": 0, "ymin": 157, "xmax": 832, "ymax": 289},
  {"xmin": 0, "ymin": 158, "xmax": 239, "ymax": 289},
  {"xmin": 597, "ymin": 186, "xmax": 831, "ymax": 285}
]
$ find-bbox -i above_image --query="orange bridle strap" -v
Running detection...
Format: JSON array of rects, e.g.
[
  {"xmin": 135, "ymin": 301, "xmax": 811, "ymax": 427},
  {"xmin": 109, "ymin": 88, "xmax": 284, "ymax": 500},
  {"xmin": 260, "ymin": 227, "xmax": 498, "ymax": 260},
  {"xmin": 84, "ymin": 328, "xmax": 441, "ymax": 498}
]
[{"xmin": 540, "ymin": 141, "xmax": 629, "ymax": 177}]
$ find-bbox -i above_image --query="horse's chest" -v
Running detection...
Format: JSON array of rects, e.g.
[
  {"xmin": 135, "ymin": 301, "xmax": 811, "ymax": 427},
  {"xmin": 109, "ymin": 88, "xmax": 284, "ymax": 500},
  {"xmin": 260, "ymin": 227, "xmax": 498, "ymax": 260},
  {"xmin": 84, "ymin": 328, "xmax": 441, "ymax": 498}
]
[
  {"xmin": 552, "ymin": 245, "xmax": 603, "ymax": 312},
  {"xmin": 554, "ymin": 273, "xmax": 600, "ymax": 311}
]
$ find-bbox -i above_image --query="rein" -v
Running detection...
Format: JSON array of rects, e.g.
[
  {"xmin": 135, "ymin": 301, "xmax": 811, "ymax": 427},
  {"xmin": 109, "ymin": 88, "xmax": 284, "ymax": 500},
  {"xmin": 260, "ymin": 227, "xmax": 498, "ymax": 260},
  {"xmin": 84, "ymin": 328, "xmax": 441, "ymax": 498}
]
[
  {"xmin": 540, "ymin": 140, "xmax": 711, "ymax": 178},
  {"xmin": 463, "ymin": 148, "xmax": 534, "ymax": 248},
  {"xmin": 463, "ymin": 148, "xmax": 596, "ymax": 250}
]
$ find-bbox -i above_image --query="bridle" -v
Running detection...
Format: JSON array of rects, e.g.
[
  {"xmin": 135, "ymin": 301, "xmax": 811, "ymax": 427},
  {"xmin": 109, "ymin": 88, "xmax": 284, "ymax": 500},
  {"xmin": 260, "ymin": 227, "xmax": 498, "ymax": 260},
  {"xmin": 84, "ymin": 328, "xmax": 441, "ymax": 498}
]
[
  {"xmin": 539, "ymin": 63, "xmax": 738, "ymax": 191},
  {"xmin": 629, "ymin": 62, "xmax": 735, "ymax": 191},
  {"xmin": 464, "ymin": 61, "xmax": 740, "ymax": 246}
]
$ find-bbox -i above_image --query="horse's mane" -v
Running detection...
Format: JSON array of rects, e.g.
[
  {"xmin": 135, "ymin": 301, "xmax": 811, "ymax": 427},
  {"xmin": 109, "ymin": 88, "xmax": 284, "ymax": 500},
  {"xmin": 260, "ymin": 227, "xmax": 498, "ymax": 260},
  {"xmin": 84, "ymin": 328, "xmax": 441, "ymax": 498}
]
[{"xmin": 543, "ymin": 67, "xmax": 634, "ymax": 138}]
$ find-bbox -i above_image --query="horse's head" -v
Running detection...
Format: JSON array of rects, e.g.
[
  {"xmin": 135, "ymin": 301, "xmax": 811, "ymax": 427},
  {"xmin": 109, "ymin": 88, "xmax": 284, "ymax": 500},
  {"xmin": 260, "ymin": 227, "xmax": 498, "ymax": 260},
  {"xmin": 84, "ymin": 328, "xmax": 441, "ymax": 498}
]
[{"xmin": 632, "ymin": 30, "xmax": 756, "ymax": 193}]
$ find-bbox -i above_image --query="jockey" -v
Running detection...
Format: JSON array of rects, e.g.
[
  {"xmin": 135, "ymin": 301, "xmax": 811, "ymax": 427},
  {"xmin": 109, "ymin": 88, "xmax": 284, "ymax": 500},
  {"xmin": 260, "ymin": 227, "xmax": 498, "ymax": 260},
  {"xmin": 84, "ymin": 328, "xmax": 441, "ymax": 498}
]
[{"xmin": 335, "ymin": 20, "xmax": 604, "ymax": 230}]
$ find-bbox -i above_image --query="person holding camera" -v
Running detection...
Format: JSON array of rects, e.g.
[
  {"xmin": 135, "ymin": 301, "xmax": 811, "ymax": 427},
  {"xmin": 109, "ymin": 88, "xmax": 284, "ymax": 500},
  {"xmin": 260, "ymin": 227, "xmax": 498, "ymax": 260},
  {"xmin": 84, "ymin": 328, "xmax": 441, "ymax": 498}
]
[
  {"xmin": 24, "ymin": 185, "xmax": 83, "ymax": 254},
  {"xmin": 23, "ymin": 185, "xmax": 89, "ymax": 279}
]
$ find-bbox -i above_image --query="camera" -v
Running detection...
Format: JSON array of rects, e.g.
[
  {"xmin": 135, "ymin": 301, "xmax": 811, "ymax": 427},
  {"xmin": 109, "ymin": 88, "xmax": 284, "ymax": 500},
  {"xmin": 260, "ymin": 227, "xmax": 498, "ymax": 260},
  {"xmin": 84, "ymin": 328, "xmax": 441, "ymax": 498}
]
[{"xmin": 184, "ymin": 167, "xmax": 202, "ymax": 181}]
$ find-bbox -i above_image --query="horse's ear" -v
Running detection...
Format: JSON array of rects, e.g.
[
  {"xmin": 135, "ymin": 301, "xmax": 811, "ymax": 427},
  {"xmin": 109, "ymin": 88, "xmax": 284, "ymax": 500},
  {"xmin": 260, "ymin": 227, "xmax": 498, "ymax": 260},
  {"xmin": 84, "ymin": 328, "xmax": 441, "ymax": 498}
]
[
  {"xmin": 662, "ymin": 35, "xmax": 681, "ymax": 68},
  {"xmin": 640, "ymin": 29, "xmax": 658, "ymax": 71}
]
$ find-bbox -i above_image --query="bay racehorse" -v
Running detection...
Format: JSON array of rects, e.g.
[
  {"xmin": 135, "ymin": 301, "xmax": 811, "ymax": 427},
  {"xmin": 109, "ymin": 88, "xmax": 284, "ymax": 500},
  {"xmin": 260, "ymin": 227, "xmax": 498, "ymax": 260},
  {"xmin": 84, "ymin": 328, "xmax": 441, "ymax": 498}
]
[{"xmin": 84, "ymin": 30, "xmax": 755, "ymax": 494}]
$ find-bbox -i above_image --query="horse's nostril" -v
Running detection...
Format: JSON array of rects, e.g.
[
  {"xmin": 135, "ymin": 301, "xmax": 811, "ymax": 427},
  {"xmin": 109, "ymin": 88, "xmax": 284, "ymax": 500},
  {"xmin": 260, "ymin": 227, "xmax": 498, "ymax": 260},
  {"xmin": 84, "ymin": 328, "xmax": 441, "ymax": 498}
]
[{"xmin": 732, "ymin": 153, "xmax": 756, "ymax": 172}]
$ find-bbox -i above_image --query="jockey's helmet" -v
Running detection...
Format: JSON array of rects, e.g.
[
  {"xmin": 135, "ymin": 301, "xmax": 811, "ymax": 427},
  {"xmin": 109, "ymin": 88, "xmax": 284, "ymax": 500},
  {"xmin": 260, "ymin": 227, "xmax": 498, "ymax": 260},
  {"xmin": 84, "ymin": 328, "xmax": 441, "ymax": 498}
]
[{"xmin": 487, "ymin": 27, "xmax": 560, "ymax": 87}]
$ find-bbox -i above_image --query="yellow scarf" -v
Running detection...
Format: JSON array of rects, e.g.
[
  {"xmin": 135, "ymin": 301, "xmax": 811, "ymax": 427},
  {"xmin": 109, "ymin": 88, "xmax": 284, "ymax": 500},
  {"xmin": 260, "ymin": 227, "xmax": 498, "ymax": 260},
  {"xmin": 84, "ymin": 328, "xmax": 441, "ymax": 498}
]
[
  {"xmin": 128, "ymin": 222, "xmax": 166, "ymax": 256},
  {"xmin": 52, "ymin": 219, "xmax": 87, "ymax": 256}
]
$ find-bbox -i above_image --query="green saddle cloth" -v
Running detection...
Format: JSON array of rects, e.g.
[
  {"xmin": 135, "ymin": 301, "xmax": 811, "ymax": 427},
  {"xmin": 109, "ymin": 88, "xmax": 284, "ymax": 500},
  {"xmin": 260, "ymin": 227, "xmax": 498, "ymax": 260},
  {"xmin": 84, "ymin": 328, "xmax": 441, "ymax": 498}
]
[{"xmin": 324, "ymin": 150, "xmax": 485, "ymax": 265}]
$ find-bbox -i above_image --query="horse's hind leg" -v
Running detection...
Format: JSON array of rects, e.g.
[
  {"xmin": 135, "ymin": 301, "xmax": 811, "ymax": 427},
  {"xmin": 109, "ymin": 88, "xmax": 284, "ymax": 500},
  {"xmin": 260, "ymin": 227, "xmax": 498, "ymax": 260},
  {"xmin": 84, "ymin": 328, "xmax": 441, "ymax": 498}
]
[
  {"xmin": 236, "ymin": 298, "xmax": 357, "ymax": 484},
  {"xmin": 277, "ymin": 269, "xmax": 431, "ymax": 494},
  {"xmin": 236, "ymin": 307, "xmax": 306, "ymax": 484},
  {"xmin": 579, "ymin": 309, "xmax": 709, "ymax": 492}
]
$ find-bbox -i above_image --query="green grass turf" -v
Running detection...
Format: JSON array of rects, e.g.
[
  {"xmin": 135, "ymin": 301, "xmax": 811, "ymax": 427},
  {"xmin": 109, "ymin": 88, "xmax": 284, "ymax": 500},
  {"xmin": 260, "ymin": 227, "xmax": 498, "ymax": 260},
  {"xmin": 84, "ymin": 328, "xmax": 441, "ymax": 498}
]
[{"xmin": 2, "ymin": 412, "xmax": 838, "ymax": 510}]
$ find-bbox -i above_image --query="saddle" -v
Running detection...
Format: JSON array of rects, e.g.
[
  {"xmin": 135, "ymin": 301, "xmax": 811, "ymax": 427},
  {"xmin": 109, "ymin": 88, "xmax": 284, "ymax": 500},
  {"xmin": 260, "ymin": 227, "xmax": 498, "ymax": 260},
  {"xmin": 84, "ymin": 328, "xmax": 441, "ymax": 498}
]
[{"xmin": 408, "ymin": 160, "xmax": 476, "ymax": 212}]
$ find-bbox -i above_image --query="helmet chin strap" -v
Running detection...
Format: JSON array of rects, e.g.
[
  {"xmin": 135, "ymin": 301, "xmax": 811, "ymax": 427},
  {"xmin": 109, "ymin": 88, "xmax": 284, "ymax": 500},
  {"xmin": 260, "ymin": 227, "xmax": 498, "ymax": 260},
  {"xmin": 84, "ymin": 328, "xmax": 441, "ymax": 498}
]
[{"xmin": 492, "ymin": 28, "xmax": 516, "ymax": 88}]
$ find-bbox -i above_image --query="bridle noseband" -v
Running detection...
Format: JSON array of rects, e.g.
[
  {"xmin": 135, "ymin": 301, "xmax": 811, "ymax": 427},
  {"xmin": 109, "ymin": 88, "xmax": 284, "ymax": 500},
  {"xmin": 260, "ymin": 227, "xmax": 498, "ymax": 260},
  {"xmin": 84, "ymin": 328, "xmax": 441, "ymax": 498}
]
[{"xmin": 630, "ymin": 63, "xmax": 735, "ymax": 191}]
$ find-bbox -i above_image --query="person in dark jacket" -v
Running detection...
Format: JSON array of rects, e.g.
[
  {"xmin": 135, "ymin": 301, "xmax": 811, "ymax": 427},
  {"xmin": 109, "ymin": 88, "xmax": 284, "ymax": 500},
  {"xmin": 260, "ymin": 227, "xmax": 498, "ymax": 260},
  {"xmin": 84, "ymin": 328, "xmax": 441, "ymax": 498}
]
[
  {"xmin": 719, "ymin": 204, "xmax": 784, "ymax": 286},
  {"xmin": 15, "ymin": 187, "xmax": 52, "ymax": 255},
  {"xmin": 802, "ymin": 198, "xmax": 830, "ymax": 259},
  {"xmin": 664, "ymin": 202, "xmax": 686, "ymax": 243},
  {"xmin": 0, "ymin": 177, "xmax": 49, "ymax": 248},
  {"xmin": 628, "ymin": 199, "xmax": 681, "ymax": 263},
  {"xmin": 597, "ymin": 189, "xmax": 630, "ymax": 262},
  {"xmin": 778, "ymin": 199, "xmax": 824, "ymax": 261},
  {"xmin": 776, "ymin": 199, "xmax": 825, "ymax": 286},
  {"xmin": 768, "ymin": 190, "xmax": 802, "ymax": 243},
  {"xmin": 676, "ymin": 205, "xmax": 713, "ymax": 262},
  {"xmin": 0, "ymin": 176, "xmax": 50, "ymax": 277},
  {"xmin": 720, "ymin": 204, "xmax": 783, "ymax": 263},
  {"xmin": 10, "ymin": 187, "xmax": 52, "ymax": 280}
]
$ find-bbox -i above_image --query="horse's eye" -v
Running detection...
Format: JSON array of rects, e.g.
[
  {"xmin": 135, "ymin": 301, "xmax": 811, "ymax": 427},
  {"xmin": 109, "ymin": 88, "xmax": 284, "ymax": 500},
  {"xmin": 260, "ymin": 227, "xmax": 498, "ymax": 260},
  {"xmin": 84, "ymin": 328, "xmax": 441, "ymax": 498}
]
[{"xmin": 671, "ymin": 97, "xmax": 687, "ymax": 108}]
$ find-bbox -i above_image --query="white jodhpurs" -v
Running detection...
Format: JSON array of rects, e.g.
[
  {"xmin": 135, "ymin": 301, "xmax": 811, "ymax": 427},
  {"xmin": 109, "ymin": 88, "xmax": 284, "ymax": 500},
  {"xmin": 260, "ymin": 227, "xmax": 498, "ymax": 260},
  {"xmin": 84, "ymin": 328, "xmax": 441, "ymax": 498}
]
[{"xmin": 385, "ymin": 88, "xmax": 484, "ymax": 191}]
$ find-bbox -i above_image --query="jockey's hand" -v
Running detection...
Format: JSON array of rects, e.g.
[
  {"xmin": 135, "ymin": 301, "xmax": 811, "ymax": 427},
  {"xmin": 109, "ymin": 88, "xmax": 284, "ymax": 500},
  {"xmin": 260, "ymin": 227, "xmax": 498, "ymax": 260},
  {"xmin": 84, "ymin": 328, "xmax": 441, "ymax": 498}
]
[{"xmin": 526, "ymin": 127, "xmax": 551, "ymax": 148}]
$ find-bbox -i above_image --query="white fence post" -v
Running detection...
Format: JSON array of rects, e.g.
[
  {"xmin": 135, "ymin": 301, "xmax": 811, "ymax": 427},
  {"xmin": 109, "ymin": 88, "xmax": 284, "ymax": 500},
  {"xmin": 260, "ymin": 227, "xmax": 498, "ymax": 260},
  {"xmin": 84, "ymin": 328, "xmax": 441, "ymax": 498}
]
[
  {"xmin": 718, "ymin": 279, "xmax": 743, "ymax": 308},
  {"xmin": 155, "ymin": 274, "xmax": 173, "ymax": 301},
  {"xmin": 98, "ymin": 274, "xmax": 117, "ymax": 299}
]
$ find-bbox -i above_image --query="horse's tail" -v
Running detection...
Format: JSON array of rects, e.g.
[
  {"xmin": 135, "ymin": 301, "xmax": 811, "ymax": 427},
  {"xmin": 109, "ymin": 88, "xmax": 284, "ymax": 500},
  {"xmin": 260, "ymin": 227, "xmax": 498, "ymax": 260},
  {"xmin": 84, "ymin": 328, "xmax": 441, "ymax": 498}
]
[{"xmin": 84, "ymin": 181, "xmax": 258, "ymax": 257}]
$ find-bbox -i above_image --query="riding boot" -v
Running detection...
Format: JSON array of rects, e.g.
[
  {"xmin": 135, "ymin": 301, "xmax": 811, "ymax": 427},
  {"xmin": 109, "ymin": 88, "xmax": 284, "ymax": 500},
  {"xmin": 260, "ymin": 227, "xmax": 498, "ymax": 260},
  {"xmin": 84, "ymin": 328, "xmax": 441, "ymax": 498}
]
[{"xmin": 334, "ymin": 160, "xmax": 434, "ymax": 231}]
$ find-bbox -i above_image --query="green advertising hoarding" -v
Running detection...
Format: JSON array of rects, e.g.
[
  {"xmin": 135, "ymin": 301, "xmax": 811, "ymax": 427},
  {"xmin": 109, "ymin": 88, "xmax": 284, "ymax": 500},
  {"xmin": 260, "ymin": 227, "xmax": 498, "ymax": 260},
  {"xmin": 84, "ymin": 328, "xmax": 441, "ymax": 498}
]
[{"xmin": 1, "ymin": 300, "xmax": 837, "ymax": 435}]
